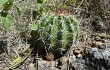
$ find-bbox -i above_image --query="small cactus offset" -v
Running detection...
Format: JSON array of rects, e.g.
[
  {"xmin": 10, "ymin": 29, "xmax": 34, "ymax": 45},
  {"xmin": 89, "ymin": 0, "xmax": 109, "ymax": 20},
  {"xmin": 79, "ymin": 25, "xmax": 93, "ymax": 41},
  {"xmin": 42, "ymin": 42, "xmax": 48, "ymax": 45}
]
[{"xmin": 31, "ymin": 13, "xmax": 78, "ymax": 50}]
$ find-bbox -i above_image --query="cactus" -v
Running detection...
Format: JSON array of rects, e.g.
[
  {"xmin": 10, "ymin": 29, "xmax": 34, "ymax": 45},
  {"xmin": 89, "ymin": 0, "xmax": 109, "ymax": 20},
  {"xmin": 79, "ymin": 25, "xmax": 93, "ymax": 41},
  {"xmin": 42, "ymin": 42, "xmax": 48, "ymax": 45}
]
[{"xmin": 32, "ymin": 13, "xmax": 78, "ymax": 49}]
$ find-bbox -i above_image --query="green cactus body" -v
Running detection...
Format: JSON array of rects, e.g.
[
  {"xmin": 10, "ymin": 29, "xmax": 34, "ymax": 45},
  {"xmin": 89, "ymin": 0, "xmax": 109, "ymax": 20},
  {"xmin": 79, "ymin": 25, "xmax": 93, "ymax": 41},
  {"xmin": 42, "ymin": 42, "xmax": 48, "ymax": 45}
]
[{"xmin": 34, "ymin": 13, "xmax": 78, "ymax": 49}]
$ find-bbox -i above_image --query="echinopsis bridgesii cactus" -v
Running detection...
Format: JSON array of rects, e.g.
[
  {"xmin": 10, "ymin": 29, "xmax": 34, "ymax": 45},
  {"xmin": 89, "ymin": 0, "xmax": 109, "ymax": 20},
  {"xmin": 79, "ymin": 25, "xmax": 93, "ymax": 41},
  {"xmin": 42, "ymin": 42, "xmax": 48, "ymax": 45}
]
[{"xmin": 35, "ymin": 13, "xmax": 78, "ymax": 50}]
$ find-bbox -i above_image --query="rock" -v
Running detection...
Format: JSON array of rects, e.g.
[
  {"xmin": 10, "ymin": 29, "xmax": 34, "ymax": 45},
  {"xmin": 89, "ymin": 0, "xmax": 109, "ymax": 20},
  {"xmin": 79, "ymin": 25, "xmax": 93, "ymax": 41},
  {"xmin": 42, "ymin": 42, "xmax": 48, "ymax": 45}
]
[
  {"xmin": 94, "ymin": 36, "xmax": 102, "ymax": 41},
  {"xmin": 59, "ymin": 56, "xmax": 68, "ymax": 65},
  {"xmin": 74, "ymin": 50, "xmax": 81, "ymax": 54},
  {"xmin": 89, "ymin": 47, "xmax": 110, "ymax": 60},
  {"xmin": 74, "ymin": 62, "xmax": 85, "ymax": 70},
  {"xmin": 73, "ymin": 45, "xmax": 84, "ymax": 54},
  {"xmin": 94, "ymin": 51, "xmax": 103, "ymax": 59},
  {"xmin": 77, "ymin": 54, "xmax": 82, "ymax": 58},
  {"xmin": 98, "ymin": 33, "xmax": 110, "ymax": 39},
  {"xmin": 29, "ymin": 63, "xmax": 36, "ymax": 70},
  {"xmin": 101, "ymin": 48, "xmax": 110, "ymax": 59},
  {"xmin": 91, "ymin": 41, "xmax": 103, "ymax": 48},
  {"xmin": 37, "ymin": 60, "xmax": 56, "ymax": 70},
  {"xmin": 98, "ymin": 44, "xmax": 106, "ymax": 49},
  {"xmin": 90, "ymin": 48, "xmax": 98, "ymax": 52},
  {"xmin": 44, "ymin": 52, "xmax": 54, "ymax": 61}
]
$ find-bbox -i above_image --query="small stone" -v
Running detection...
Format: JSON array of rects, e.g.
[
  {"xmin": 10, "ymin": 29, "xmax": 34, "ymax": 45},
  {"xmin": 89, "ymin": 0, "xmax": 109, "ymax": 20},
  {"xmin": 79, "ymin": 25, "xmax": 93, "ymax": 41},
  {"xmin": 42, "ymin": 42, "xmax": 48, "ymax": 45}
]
[
  {"xmin": 73, "ymin": 45, "xmax": 84, "ymax": 54},
  {"xmin": 59, "ymin": 56, "xmax": 68, "ymax": 65},
  {"xmin": 29, "ymin": 63, "xmax": 34, "ymax": 67},
  {"xmin": 98, "ymin": 44, "xmax": 106, "ymax": 49},
  {"xmin": 94, "ymin": 36, "xmax": 101, "ymax": 41},
  {"xmin": 44, "ymin": 52, "xmax": 54, "ymax": 61},
  {"xmin": 98, "ymin": 33, "xmax": 110, "ymax": 39},
  {"xmin": 74, "ymin": 50, "xmax": 81, "ymax": 54},
  {"xmin": 29, "ymin": 63, "xmax": 35, "ymax": 70},
  {"xmin": 77, "ymin": 54, "xmax": 82, "ymax": 58},
  {"xmin": 91, "ymin": 41, "xmax": 103, "ymax": 47},
  {"xmin": 91, "ymin": 48, "xmax": 98, "ymax": 52},
  {"xmin": 94, "ymin": 51, "xmax": 103, "ymax": 59}
]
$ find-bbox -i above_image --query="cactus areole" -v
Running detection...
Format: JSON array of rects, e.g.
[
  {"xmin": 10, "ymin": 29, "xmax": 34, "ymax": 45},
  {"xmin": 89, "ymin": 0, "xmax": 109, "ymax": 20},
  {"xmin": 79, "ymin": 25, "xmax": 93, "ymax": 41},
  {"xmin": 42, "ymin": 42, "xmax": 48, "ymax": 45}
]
[{"xmin": 32, "ymin": 13, "xmax": 78, "ymax": 50}]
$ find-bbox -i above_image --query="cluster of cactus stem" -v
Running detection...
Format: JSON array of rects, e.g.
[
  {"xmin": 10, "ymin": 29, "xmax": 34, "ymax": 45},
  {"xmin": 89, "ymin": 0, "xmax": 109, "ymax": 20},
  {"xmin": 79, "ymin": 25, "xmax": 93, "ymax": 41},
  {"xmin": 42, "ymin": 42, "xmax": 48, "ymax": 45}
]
[{"xmin": 35, "ymin": 13, "xmax": 78, "ymax": 49}]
